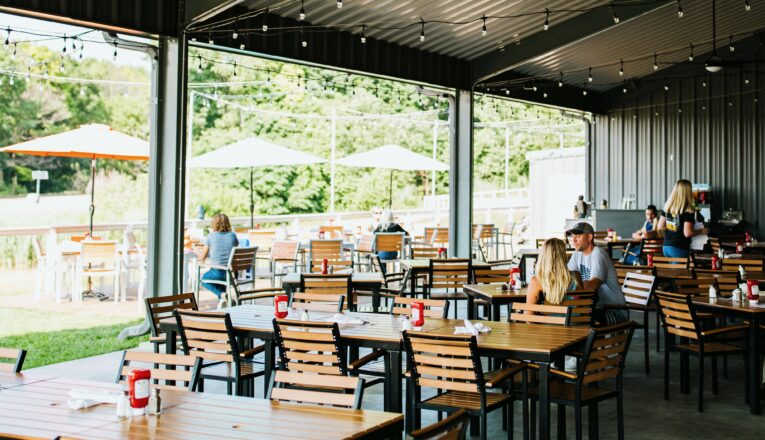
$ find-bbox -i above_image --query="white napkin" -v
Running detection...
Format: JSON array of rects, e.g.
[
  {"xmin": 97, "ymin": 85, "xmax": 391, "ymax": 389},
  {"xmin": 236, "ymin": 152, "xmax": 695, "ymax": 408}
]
[
  {"xmin": 454, "ymin": 320, "xmax": 491, "ymax": 335},
  {"xmin": 67, "ymin": 388, "xmax": 120, "ymax": 410},
  {"xmin": 324, "ymin": 313, "xmax": 368, "ymax": 325}
]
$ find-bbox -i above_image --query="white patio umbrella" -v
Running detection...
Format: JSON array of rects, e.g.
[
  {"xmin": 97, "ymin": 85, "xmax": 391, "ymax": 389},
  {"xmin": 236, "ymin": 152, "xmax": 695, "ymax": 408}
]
[
  {"xmin": 335, "ymin": 144, "xmax": 448, "ymax": 209},
  {"xmin": 187, "ymin": 137, "xmax": 325, "ymax": 227}
]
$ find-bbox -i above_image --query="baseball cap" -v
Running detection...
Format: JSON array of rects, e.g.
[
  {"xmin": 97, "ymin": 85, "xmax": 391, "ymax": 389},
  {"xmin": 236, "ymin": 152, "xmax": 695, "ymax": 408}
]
[{"xmin": 566, "ymin": 222, "xmax": 595, "ymax": 236}]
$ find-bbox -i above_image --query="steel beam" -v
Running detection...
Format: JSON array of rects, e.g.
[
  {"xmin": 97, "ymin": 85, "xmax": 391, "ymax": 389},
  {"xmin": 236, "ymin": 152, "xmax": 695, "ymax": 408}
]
[
  {"xmin": 472, "ymin": 1, "xmax": 674, "ymax": 83},
  {"xmin": 448, "ymin": 90, "xmax": 473, "ymax": 258}
]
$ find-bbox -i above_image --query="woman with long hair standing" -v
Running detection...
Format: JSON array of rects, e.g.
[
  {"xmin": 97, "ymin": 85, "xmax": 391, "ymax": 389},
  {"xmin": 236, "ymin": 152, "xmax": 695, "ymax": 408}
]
[
  {"xmin": 196, "ymin": 213, "xmax": 238, "ymax": 305},
  {"xmin": 526, "ymin": 238, "xmax": 581, "ymax": 306},
  {"xmin": 657, "ymin": 179, "xmax": 707, "ymax": 258}
]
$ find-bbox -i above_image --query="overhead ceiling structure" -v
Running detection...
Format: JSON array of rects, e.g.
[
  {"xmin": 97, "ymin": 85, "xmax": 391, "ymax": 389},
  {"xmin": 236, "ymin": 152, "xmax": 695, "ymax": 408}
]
[{"xmin": 0, "ymin": 0, "xmax": 763, "ymax": 114}]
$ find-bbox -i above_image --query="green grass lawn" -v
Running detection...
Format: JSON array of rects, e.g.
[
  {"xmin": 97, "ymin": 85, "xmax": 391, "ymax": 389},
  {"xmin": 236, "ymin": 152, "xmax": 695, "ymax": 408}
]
[{"xmin": 0, "ymin": 308, "xmax": 147, "ymax": 369}]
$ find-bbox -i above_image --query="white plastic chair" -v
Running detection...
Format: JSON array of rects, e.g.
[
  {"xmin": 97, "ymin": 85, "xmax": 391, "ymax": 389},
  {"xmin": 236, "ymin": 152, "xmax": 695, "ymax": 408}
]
[{"xmin": 75, "ymin": 240, "xmax": 121, "ymax": 304}]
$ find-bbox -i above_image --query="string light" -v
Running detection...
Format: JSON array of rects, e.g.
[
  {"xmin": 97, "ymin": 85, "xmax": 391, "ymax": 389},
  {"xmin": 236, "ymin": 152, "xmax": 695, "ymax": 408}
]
[
  {"xmin": 208, "ymin": 31, "xmax": 214, "ymax": 45},
  {"xmin": 745, "ymin": 0, "xmax": 751, "ymax": 11},
  {"xmin": 419, "ymin": 19, "xmax": 426, "ymax": 42},
  {"xmin": 262, "ymin": 8, "xmax": 269, "ymax": 33},
  {"xmin": 112, "ymin": 42, "xmax": 117, "ymax": 61},
  {"xmin": 664, "ymin": 80, "xmax": 669, "ymax": 91},
  {"xmin": 744, "ymin": 77, "xmax": 750, "ymax": 84},
  {"xmin": 299, "ymin": 0, "xmax": 306, "ymax": 21},
  {"xmin": 619, "ymin": 59, "xmax": 624, "ymax": 76},
  {"xmin": 588, "ymin": 67, "xmax": 593, "ymax": 82},
  {"xmin": 653, "ymin": 53, "xmax": 658, "ymax": 70},
  {"xmin": 622, "ymin": 81, "xmax": 628, "ymax": 94},
  {"xmin": 240, "ymin": 42, "xmax": 246, "ymax": 50},
  {"xmin": 197, "ymin": 55, "xmax": 202, "ymax": 72},
  {"xmin": 62, "ymin": 36, "xmax": 67, "ymax": 53},
  {"xmin": 481, "ymin": 15, "xmax": 487, "ymax": 37},
  {"xmin": 544, "ymin": 8, "xmax": 550, "ymax": 30},
  {"xmin": 677, "ymin": 0, "xmax": 684, "ymax": 18},
  {"xmin": 582, "ymin": 89, "xmax": 587, "ymax": 96},
  {"xmin": 232, "ymin": 18, "xmax": 238, "ymax": 39},
  {"xmin": 232, "ymin": 62, "xmax": 237, "ymax": 76},
  {"xmin": 728, "ymin": 35, "xmax": 735, "ymax": 52},
  {"xmin": 558, "ymin": 72, "xmax": 564, "ymax": 87},
  {"xmin": 4, "ymin": 27, "xmax": 9, "ymax": 47},
  {"xmin": 611, "ymin": 4, "xmax": 620, "ymax": 23},
  {"xmin": 59, "ymin": 57, "xmax": 65, "ymax": 73},
  {"xmin": 337, "ymin": 0, "xmax": 343, "ymax": 9},
  {"xmin": 301, "ymin": 25, "xmax": 308, "ymax": 47},
  {"xmin": 360, "ymin": 25, "xmax": 366, "ymax": 44},
  {"xmin": 688, "ymin": 43, "xmax": 694, "ymax": 61},
  {"xmin": 11, "ymin": 42, "xmax": 15, "ymax": 60}
]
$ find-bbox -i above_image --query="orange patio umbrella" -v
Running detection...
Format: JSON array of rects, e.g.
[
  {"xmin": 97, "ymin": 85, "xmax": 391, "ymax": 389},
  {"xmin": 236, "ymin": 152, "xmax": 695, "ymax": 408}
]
[{"xmin": 0, "ymin": 123, "xmax": 149, "ymax": 235}]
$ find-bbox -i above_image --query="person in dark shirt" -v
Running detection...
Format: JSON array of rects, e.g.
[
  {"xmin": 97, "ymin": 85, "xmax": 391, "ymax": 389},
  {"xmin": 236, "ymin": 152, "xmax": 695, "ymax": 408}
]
[
  {"xmin": 657, "ymin": 179, "xmax": 707, "ymax": 258},
  {"xmin": 373, "ymin": 210, "xmax": 408, "ymax": 273}
]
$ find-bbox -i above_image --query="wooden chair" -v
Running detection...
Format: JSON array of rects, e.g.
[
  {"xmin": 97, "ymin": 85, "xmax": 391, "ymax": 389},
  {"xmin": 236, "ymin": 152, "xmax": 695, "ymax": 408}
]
[
  {"xmin": 472, "ymin": 224, "xmax": 495, "ymax": 261},
  {"xmin": 551, "ymin": 290, "xmax": 597, "ymax": 327},
  {"xmin": 708, "ymin": 237, "xmax": 721, "ymax": 254},
  {"xmin": 673, "ymin": 278, "xmax": 714, "ymax": 296},
  {"xmin": 247, "ymin": 229, "xmax": 276, "ymax": 254},
  {"xmin": 75, "ymin": 240, "xmax": 120, "ymax": 304},
  {"xmin": 652, "ymin": 255, "xmax": 689, "ymax": 269},
  {"xmin": 355, "ymin": 234, "xmax": 375, "ymax": 271},
  {"xmin": 237, "ymin": 287, "xmax": 287, "ymax": 305},
  {"xmin": 273, "ymin": 320, "xmax": 347, "ymax": 375},
  {"xmin": 144, "ymin": 292, "xmax": 198, "ymax": 353},
  {"xmin": 593, "ymin": 231, "xmax": 609, "ymax": 240},
  {"xmin": 198, "ymin": 246, "xmax": 258, "ymax": 307},
  {"xmin": 255, "ymin": 240, "xmax": 300, "ymax": 287},
  {"xmin": 509, "ymin": 302, "xmax": 573, "ymax": 326},
  {"xmin": 654, "ymin": 291, "xmax": 748, "ymax": 412},
  {"xmin": 411, "ymin": 245, "xmax": 443, "ymax": 259},
  {"xmin": 606, "ymin": 272, "xmax": 656, "ymax": 374},
  {"xmin": 374, "ymin": 232, "xmax": 406, "ymax": 267},
  {"xmin": 402, "ymin": 331, "xmax": 519, "ymax": 440},
  {"xmin": 722, "ymin": 258, "xmax": 765, "ymax": 273},
  {"xmin": 319, "ymin": 225, "xmax": 344, "ymax": 239},
  {"xmin": 529, "ymin": 322, "xmax": 636, "ymax": 440},
  {"xmin": 471, "ymin": 266, "xmax": 512, "ymax": 318},
  {"xmin": 174, "ymin": 309, "xmax": 264, "ymax": 396},
  {"xmin": 427, "ymin": 259, "xmax": 472, "ymax": 319},
  {"xmin": 407, "ymin": 408, "xmax": 470, "ymax": 440},
  {"xmin": 356, "ymin": 255, "xmax": 407, "ymax": 312},
  {"xmin": 694, "ymin": 269, "xmax": 740, "ymax": 294},
  {"xmin": 293, "ymin": 273, "xmax": 349, "ymax": 312},
  {"xmin": 424, "ymin": 227, "xmax": 449, "ymax": 246},
  {"xmin": 267, "ymin": 370, "xmax": 364, "ymax": 409},
  {"xmin": 115, "ymin": 350, "xmax": 201, "ymax": 391},
  {"xmin": 0, "ymin": 348, "xmax": 26, "ymax": 372},
  {"xmin": 613, "ymin": 263, "xmax": 654, "ymax": 285},
  {"xmin": 640, "ymin": 238, "xmax": 664, "ymax": 259},
  {"xmin": 308, "ymin": 239, "xmax": 352, "ymax": 272}
]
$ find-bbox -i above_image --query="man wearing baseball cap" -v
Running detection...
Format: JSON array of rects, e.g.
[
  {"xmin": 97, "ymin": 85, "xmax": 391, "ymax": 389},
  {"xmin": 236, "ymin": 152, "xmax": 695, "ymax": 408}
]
[{"xmin": 566, "ymin": 222, "xmax": 628, "ymax": 325}]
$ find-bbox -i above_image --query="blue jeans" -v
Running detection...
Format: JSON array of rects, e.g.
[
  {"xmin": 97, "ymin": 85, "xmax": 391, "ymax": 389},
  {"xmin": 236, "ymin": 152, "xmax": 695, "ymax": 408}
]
[
  {"xmin": 662, "ymin": 245, "xmax": 690, "ymax": 258},
  {"xmin": 201, "ymin": 268, "xmax": 226, "ymax": 298},
  {"xmin": 377, "ymin": 251, "xmax": 398, "ymax": 275}
]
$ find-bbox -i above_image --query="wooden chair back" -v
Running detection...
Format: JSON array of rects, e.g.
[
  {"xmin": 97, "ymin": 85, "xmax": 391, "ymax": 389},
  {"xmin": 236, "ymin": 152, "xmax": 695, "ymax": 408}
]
[
  {"xmin": 116, "ymin": 350, "xmax": 201, "ymax": 391},
  {"xmin": 374, "ymin": 232, "xmax": 405, "ymax": 253},
  {"xmin": 673, "ymin": 278, "xmax": 714, "ymax": 296},
  {"xmin": 408, "ymin": 408, "xmax": 470, "ymax": 440},
  {"xmin": 614, "ymin": 263, "xmax": 655, "ymax": 285},
  {"xmin": 550, "ymin": 290, "xmax": 597, "ymax": 326},
  {"xmin": 621, "ymin": 272, "xmax": 656, "ymax": 307},
  {"xmin": 412, "ymin": 245, "xmax": 442, "ymax": 259},
  {"xmin": 693, "ymin": 269, "xmax": 740, "ymax": 293},
  {"xmin": 655, "ymin": 291, "xmax": 701, "ymax": 340},
  {"xmin": 271, "ymin": 240, "xmax": 300, "ymax": 261},
  {"xmin": 319, "ymin": 225, "xmax": 344, "ymax": 239},
  {"xmin": 80, "ymin": 240, "xmax": 118, "ymax": 268},
  {"xmin": 640, "ymin": 238, "xmax": 664, "ymax": 258},
  {"xmin": 654, "ymin": 267, "xmax": 694, "ymax": 280},
  {"xmin": 722, "ymin": 258, "xmax": 765, "ymax": 273},
  {"xmin": 652, "ymin": 255, "xmax": 689, "ymax": 269},
  {"xmin": 403, "ymin": 332, "xmax": 483, "ymax": 394},
  {"xmin": 247, "ymin": 230, "xmax": 276, "ymax": 253},
  {"xmin": 392, "ymin": 296, "xmax": 449, "ymax": 318},
  {"xmin": 71, "ymin": 234, "xmax": 101, "ymax": 243},
  {"xmin": 472, "ymin": 224, "xmax": 494, "ymax": 240},
  {"xmin": 708, "ymin": 237, "xmax": 721, "ymax": 254},
  {"xmin": 592, "ymin": 231, "xmax": 608, "ymax": 240},
  {"xmin": 227, "ymin": 246, "xmax": 258, "ymax": 273},
  {"xmin": 578, "ymin": 322, "xmax": 636, "ymax": 385},
  {"xmin": 174, "ymin": 310, "xmax": 239, "ymax": 365},
  {"xmin": 273, "ymin": 319, "xmax": 346, "ymax": 375},
  {"xmin": 145, "ymin": 292, "xmax": 198, "ymax": 341},
  {"xmin": 357, "ymin": 234, "xmax": 375, "ymax": 254},
  {"xmin": 267, "ymin": 370, "xmax": 364, "ymax": 409},
  {"xmin": 424, "ymin": 227, "xmax": 449, "ymax": 245},
  {"xmin": 0, "ymin": 348, "xmax": 26, "ymax": 373},
  {"xmin": 371, "ymin": 255, "xmax": 406, "ymax": 287},
  {"xmin": 509, "ymin": 302, "xmax": 572, "ymax": 326},
  {"xmin": 473, "ymin": 267, "xmax": 511, "ymax": 284},
  {"xmin": 308, "ymin": 239, "xmax": 351, "ymax": 272},
  {"xmin": 295, "ymin": 274, "xmax": 350, "ymax": 312},
  {"xmin": 428, "ymin": 259, "xmax": 471, "ymax": 291}
]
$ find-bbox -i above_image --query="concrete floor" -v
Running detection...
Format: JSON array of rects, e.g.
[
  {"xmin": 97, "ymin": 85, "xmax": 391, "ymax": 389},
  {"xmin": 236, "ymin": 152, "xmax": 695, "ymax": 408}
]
[{"xmin": 28, "ymin": 308, "xmax": 765, "ymax": 439}]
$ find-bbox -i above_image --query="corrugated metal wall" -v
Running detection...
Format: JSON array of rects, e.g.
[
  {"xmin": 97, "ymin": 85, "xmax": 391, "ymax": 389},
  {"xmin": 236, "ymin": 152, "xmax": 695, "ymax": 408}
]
[{"xmin": 588, "ymin": 68, "xmax": 765, "ymax": 236}]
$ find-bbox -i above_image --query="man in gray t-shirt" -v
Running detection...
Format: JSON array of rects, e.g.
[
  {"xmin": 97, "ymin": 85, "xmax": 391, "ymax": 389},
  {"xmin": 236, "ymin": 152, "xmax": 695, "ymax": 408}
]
[{"xmin": 566, "ymin": 222, "xmax": 628, "ymax": 325}]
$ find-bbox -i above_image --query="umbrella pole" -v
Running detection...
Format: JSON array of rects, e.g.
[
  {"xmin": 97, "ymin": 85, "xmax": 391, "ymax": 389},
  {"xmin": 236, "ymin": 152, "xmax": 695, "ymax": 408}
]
[
  {"xmin": 250, "ymin": 167, "xmax": 254, "ymax": 229},
  {"xmin": 89, "ymin": 158, "xmax": 96, "ymax": 237},
  {"xmin": 388, "ymin": 170, "xmax": 394, "ymax": 209}
]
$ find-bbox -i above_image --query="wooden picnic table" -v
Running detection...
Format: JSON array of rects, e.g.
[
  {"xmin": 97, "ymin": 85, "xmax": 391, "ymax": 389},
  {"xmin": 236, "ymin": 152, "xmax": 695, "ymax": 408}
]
[
  {"xmin": 0, "ymin": 372, "xmax": 403, "ymax": 440},
  {"xmin": 281, "ymin": 272, "xmax": 384, "ymax": 312},
  {"xmin": 691, "ymin": 295, "xmax": 765, "ymax": 415},
  {"xmin": 462, "ymin": 284, "xmax": 527, "ymax": 321},
  {"xmin": 160, "ymin": 304, "xmax": 589, "ymax": 440}
]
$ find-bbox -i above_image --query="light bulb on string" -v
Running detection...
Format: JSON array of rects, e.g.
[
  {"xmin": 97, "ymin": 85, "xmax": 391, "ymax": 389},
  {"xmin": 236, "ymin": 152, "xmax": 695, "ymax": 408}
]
[
  {"xmin": 360, "ymin": 24, "xmax": 366, "ymax": 44},
  {"xmin": 689, "ymin": 43, "xmax": 694, "ymax": 61},
  {"xmin": 301, "ymin": 26, "xmax": 308, "ymax": 47},
  {"xmin": 745, "ymin": 0, "xmax": 751, "ymax": 11},
  {"xmin": 232, "ymin": 62, "xmax": 237, "ymax": 77},
  {"xmin": 582, "ymin": 89, "xmax": 587, "ymax": 96},
  {"xmin": 263, "ymin": 8, "xmax": 269, "ymax": 32},
  {"xmin": 481, "ymin": 15, "xmax": 487, "ymax": 37},
  {"xmin": 4, "ymin": 27, "xmax": 9, "ymax": 47},
  {"xmin": 544, "ymin": 8, "xmax": 550, "ymax": 30},
  {"xmin": 112, "ymin": 42, "xmax": 118, "ymax": 61},
  {"xmin": 622, "ymin": 81, "xmax": 628, "ymax": 94},
  {"xmin": 419, "ymin": 19, "xmax": 426, "ymax": 42},
  {"xmin": 62, "ymin": 36, "xmax": 67, "ymax": 53},
  {"xmin": 299, "ymin": 0, "xmax": 306, "ymax": 20},
  {"xmin": 232, "ymin": 18, "xmax": 238, "ymax": 39},
  {"xmin": 239, "ymin": 42, "xmax": 246, "ymax": 50},
  {"xmin": 197, "ymin": 55, "xmax": 202, "ymax": 72},
  {"xmin": 558, "ymin": 72, "xmax": 564, "ymax": 87},
  {"xmin": 588, "ymin": 66, "xmax": 593, "ymax": 82},
  {"xmin": 702, "ymin": 79, "xmax": 707, "ymax": 87},
  {"xmin": 72, "ymin": 38, "xmax": 77, "ymax": 52},
  {"xmin": 208, "ymin": 32, "xmax": 214, "ymax": 45},
  {"xmin": 653, "ymin": 53, "xmax": 658, "ymax": 70},
  {"xmin": 664, "ymin": 80, "xmax": 669, "ymax": 91},
  {"xmin": 11, "ymin": 42, "xmax": 16, "ymax": 60},
  {"xmin": 79, "ymin": 41, "xmax": 84, "ymax": 59},
  {"xmin": 59, "ymin": 57, "xmax": 65, "ymax": 73},
  {"xmin": 337, "ymin": 0, "xmax": 343, "ymax": 9},
  {"xmin": 677, "ymin": 0, "xmax": 684, "ymax": 17},
  {"xmin": 619, "ymin": 59, "xmax": 624, "ymax": 76},
  {"xmin": 9, "ymin": 75, "xmax": 13, "ymax": 86},
  {"xmin": 744, "ymin": 77, "xmax": 750, "ymax": 85},
  {"xmin": 729, "ymin": 36, "xmax": 735, "ymax": 52},
  {"xmin": 611, "ymin": 4, "xmax": 620, "ymax": 23}
]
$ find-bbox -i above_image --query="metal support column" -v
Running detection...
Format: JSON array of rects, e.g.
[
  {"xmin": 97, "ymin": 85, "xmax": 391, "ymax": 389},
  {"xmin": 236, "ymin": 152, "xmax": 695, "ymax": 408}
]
[{"xmin": 448, "ymin": 90, "xmax": 473, "ymax": 258}]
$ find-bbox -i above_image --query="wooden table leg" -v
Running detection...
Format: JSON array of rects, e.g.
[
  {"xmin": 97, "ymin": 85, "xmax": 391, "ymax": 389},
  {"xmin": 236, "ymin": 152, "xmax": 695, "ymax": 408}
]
[
  {"xmin": 749, "ymin": 318, "xmax": 761, "ymax": 414},
  {"xmin": 539, "ymin": 362, "xmax": 551, "ymax": 440}
]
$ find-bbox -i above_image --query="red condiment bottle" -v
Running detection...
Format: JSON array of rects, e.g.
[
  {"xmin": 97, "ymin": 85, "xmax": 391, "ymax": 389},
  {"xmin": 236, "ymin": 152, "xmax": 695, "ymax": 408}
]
[
  {"xmin": 274, "ymin": 294, "xmax": 289, "ymax": 319},
  {"xmin": 411, "ymin": 301, "xmax": 425, "ymax": 327},
  {"xmin": 711, "ymin": 255, "xmax": 719, "ymax": 270},
  {"xmin": 746, "ymin": 280, "xmax": 760, "ymax": 301},
  {"xmin": 736, "ymin": 242, "xmax": 744, "ymax": 253},
  {"xmin": 321, "ymin": 258, "xmax": 329, "ymax": 274},
  {"xmin": 646, "ymin": 254, "xmax": 653, "ymax": 267},
  {"xmin": 128, "ymin": 369, "xmax": 151, "ymax": 410}
]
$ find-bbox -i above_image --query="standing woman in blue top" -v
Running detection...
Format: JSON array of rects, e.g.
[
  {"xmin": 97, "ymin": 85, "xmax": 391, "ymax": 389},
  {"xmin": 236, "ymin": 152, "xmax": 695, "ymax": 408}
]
[
  {"xmin": 196, "ymin": 213, "xmax": 238, "ymax": 303},
  {"xmin": 657, "ymin": 179, "xmax": 707, "ymax": 258}
]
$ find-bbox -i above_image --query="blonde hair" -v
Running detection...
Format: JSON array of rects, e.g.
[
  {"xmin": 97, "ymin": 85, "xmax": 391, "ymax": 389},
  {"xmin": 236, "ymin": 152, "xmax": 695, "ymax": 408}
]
[
  {"xmin": 211, "ymin": 213, "xmax": 232, "ymax": 233},
  {"xmin": 664, "ymin": 179, "xmax": 695, "ymax": 216},
  {"xmin": 535, "ymin": 238, "xmax": 575, "ymax": 305}
]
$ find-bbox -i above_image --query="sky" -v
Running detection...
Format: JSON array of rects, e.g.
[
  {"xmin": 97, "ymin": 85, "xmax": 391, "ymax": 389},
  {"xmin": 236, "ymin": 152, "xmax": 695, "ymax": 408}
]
[{"xmin": 0, "ymin": 12, "xmax": 152, "ymax": 69}]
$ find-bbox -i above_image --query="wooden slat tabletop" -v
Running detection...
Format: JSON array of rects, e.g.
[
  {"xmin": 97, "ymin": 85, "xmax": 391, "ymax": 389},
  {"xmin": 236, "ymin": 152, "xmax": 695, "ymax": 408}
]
[
  {"xmin": 692, "ymin": 295, "xmax": 765, "ymax": 315},
  {"xmin": 0, "ymin": 375, "xmax": 403, "ymax": 440},
  {"xmin": 0, "ymin": 371, "xmax": 56, "ymax": 389},
  {"xmin": 399, "ymin": 259, "xmax": 491, "ymax": 270},
  {"xmin": 463, "ymin": 284, "xmax": 528, "ymax": 301},
  {"xmin": 281, "ymin": 272, "xmax": 383, "ymax": 286}
]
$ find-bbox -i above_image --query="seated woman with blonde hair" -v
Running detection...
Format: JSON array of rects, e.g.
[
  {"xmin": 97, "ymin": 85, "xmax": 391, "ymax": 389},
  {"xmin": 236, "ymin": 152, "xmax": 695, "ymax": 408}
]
[{"xmin": 526, "ymin": 238, "xmax": 582, "ymax": 307}]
